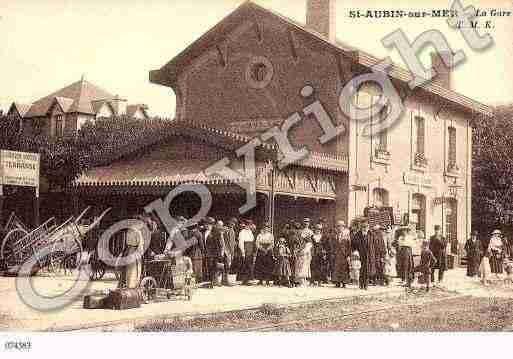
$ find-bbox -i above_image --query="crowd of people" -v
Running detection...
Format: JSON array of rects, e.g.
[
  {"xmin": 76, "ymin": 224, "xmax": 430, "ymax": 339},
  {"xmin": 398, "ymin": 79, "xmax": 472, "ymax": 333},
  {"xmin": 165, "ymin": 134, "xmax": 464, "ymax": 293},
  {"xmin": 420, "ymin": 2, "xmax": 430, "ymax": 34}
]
[{"xmin": 147, "ymin": 214, "xmax": 465, "ymax": 292}]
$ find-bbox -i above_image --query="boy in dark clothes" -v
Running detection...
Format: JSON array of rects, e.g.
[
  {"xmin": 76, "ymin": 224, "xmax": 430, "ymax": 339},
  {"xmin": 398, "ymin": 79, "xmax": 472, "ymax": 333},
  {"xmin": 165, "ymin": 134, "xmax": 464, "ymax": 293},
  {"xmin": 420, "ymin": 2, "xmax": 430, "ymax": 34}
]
[{"xmin": 417, "ymin": 240, "xmax": 437, "ymax": 292}]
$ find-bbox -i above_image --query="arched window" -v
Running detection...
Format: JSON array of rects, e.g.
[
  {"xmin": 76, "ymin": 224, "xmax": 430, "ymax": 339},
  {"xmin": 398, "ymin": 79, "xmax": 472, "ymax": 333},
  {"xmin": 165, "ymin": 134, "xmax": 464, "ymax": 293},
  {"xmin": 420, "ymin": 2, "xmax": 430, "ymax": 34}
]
[{"xmin": 373, "ymin": 188, "xmax": 389, "ymax": 207}]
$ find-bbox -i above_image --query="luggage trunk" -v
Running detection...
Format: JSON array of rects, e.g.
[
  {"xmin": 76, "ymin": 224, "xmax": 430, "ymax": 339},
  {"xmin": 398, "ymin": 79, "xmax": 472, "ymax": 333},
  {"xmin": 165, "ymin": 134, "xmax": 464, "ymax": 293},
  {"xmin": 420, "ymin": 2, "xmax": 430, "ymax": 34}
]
[
  {"xmin": 83, "ymin": 294, "xmax": 108, "ymax": 309},
  {"xmin": 106, "ymin": 288, "xmax": 142, "ymax": 310}
]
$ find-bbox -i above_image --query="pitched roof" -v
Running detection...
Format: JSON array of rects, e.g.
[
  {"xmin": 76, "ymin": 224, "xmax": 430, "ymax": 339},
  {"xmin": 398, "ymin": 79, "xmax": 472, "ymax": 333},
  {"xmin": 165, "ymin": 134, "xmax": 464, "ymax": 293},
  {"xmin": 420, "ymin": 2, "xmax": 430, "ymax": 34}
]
[
  {"xmin": 24, "ymin": 78, "xmax": 115, "ymax": 118},
  {"xmin": 10, "ymin": 102, "xmax": 32, "ymax": 117},
  {"xmin": 54, "ymin": 97, "xmax": 75, "ymax": 113},
  {"xmin": 127, "ymin": 104, "xmax": 149, "ymax": 118},
  {"xmin": 150, "ymin": 1, "xmax": 492, "ymax": 117},
  {"xmin": 73, "ymin": 118, "xmax": 349, "ymax": 188},
  {"xmin": 91, "ymin": 100, "xmax": 114, "ymax": 115}
]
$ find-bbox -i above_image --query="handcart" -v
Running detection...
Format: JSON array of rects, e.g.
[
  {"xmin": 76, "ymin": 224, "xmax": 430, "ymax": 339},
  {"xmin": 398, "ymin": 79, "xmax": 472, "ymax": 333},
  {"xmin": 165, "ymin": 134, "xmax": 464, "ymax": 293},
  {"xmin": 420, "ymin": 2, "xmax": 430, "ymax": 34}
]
[
  {"xmin": 139, "ymin": 256, "xmax": 195, "ymax": 303},
  {"xmin": 0, "ymin": 207, "xmax": 110, "ymax": 275}
]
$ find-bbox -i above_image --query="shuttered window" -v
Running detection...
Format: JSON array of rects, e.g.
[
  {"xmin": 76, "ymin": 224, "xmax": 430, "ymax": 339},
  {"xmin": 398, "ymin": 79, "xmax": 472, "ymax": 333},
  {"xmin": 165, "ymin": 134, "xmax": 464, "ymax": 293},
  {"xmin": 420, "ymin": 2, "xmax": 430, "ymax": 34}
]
[
  {"xmin": 378, "ymin": 127, "xmax": 388, "ymax": 151},
  {"xmin": 415, "ymin": 116, "xmax": 425, "ymax": 154},
  {"xmin": 448, "ymin": 126, "xmax": 457, "ymax": 167}
]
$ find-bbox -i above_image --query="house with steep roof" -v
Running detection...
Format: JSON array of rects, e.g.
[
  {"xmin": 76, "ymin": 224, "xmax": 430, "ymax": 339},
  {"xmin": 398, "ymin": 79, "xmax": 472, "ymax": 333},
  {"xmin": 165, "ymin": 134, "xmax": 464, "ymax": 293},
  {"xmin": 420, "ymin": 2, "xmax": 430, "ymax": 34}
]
[{"xmin": 7, "ymin": 76, "xmax": 150, "ymax": 138}]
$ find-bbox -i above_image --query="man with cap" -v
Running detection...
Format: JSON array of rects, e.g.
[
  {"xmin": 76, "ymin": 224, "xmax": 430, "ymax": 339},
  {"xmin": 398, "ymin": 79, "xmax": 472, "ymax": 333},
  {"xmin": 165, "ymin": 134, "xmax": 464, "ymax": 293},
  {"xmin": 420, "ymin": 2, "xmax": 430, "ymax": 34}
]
[
  {"xmin": 464, "ymin": 230, "xmax": 482, "ymax": 278},
  {"xmin": 429, "ymin": 225, "xmax": 448, "ymax": 283},
  {"xmin": 205, "ymin": 219, "xmax": 227, "ymax": 288},
  {"xmin": 202, "ymin": 217, "xmax": 216, "ymax": 286},
  {"xmin": 185, "ymin": 220, "xmax": 205, "ymax": 283}
]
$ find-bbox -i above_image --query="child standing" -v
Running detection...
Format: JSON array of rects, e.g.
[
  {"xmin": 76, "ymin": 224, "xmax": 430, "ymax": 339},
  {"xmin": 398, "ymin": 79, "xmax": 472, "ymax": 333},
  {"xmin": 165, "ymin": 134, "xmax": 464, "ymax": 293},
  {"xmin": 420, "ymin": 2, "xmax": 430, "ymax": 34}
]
[
  {"xmin": 350, "ymin": 251, "xmax": 361, "ymax": 286},
  {"xmin": 418, "ymin": 240, "xmax": 436, "ymax": 292},
  {"xmin": 480, "ymin": 249, "xmax": 491, "ymax": 286},
  {"xmin": 275, "ymin": 238, "xmax": 292, "ymax": 287},
  {"xmin": 384, "ymin": 248, "xmax": 397, "ymax": 286}
]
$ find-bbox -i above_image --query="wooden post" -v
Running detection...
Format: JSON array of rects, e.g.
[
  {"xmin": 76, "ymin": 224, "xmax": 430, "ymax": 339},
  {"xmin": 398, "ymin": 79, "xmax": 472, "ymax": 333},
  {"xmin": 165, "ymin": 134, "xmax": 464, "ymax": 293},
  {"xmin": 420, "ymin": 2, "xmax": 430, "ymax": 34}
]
[
  {"xmin": 270, "ymin": 166, "xmax": 275, "ymax": 234},
  {"xmin": 0, "ymin": 184, "xmax": 4, "ymax": 229},
  {"xmin": 34, "ymin": 186, "xmax": 40, "ymax": 227}
]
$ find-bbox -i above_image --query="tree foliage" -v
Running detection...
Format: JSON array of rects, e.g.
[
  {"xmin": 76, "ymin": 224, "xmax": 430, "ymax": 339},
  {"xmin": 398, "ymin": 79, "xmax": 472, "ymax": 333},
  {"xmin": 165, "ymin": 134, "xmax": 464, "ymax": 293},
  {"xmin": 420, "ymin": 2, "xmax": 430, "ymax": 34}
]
[
  {"xmin": 473, "ymin": 106, "xmax": 513, "ymax": 234},
  {"xmin": 0, "ymin": 115, "xmax": 174, "ymax": 190}
]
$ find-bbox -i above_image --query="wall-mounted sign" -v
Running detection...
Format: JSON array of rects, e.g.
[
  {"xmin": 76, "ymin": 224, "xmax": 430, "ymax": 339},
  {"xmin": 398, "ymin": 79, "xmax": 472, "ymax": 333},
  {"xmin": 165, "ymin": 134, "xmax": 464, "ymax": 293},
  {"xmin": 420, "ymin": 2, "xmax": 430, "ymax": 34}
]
[
  {"xmin": 403, "ymin": 172, "xmax": 432, "ymax": 188},
  {"xmin": 351, "ymin": 184, "xmax": 367, "ymax": 192},
  {"xmin": 0, "ymin": 150, "xmax": 40, "ymax": 188}
]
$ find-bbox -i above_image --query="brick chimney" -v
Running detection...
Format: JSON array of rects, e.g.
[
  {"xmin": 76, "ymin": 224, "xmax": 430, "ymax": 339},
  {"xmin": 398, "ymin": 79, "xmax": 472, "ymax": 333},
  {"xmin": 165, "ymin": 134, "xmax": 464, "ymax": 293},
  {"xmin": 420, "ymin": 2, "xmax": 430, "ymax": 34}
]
[
  {"xmin": 306, "ymin": 0, "xmax": 336, "ymax": 42},
  {"xmin": 431, "ymin": 51, "xmax": 453, "ymax": 89}
]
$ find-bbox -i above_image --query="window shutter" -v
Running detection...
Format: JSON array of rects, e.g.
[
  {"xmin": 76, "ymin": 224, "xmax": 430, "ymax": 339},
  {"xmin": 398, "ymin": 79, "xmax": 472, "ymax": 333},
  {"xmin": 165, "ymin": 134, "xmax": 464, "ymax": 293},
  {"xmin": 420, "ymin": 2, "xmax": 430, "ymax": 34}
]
[
  {"xmin": 448, "ymin": 126, "xmax": 457, "ymax": 166},
  {"xmin": 416, "ymin": 117, "xmax": 425, "ymax": 154}
]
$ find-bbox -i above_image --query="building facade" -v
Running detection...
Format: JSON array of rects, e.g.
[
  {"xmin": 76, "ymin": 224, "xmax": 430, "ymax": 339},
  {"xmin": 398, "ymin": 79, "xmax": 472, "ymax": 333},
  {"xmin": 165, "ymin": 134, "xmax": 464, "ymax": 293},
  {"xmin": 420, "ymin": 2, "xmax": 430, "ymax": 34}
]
[
  {"xmin": 7, "ymin": 77, "xmax": 150, "ymax": 138},
  {"xmin": 74, "ymin": 0, "xmax": 491, "ymax": 246}
]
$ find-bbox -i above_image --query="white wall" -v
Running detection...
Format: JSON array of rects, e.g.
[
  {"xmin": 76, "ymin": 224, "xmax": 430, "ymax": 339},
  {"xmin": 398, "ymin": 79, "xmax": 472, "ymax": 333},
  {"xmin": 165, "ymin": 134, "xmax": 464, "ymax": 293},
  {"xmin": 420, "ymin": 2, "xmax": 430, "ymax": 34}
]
[{"xmin": 347, "ymin": 84, "xmax": 472, "ymax": 243}]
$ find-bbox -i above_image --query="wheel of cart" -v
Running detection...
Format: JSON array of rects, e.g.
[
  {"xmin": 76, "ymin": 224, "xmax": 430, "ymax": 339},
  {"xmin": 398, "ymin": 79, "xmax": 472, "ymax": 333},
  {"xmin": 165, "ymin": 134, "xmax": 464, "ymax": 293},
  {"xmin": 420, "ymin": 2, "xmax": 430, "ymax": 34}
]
[
  {"xmin": 88, "ymin": 250, "xmax": 106, "ymax": 281},
  {"xmin": 140, "ymin": 276, "xmax": 158, "ymax": 303},
  {"xmin": 1, "ymin": 228, "xmax": 29, "ymax": 267},
  {"xmin": 139, "ymin": 257, "xmax": 194, "ymax": 303}
]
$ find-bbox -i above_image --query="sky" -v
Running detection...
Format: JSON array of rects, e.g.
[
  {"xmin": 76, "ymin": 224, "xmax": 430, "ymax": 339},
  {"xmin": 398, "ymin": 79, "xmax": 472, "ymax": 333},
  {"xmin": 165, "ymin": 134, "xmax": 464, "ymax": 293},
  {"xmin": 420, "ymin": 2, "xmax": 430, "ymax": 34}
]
[{"xmin": 0, "ymin": 0, "xmax": 512, "ymax": 118}]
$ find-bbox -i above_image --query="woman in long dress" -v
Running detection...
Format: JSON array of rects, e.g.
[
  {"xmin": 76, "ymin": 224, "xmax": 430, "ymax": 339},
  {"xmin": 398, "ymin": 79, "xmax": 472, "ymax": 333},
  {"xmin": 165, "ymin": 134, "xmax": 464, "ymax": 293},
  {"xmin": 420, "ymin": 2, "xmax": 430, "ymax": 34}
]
[
  {"xmin": 489, "ymin": 229, "xmax": 504, "ymax": 277},
  {"xmin": 464, "ymin": 231, "xmax": 481, "ymax": 278},
  {"xmin": 295, "ymin": 236, "xmax": 313, "ymax": 287},
  {"xmin": 310, "ymin": 224, "xmax": 330, "ymax": 286},
  {"xmin": 238, "ymin": 220, "xmax": 256, "ymax": 285},
  {"xmin": 331, "ymin": 221, "xmax": 351, "ymax": 288},
  {"xmin": 254, "ymin": 225, "xmax": 275, "ymax": 285}
]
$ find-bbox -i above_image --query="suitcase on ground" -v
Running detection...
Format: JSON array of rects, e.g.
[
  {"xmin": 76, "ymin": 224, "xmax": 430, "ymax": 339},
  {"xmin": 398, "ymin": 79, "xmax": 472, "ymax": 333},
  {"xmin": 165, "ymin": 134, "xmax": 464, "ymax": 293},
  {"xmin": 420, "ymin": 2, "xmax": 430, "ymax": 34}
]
[
  {"xmin": 106, "ymin": 288, "xmax": 142, "ymax": 310},
  {"xmin": 83, "ymin": 294, "xmax": 108, "ymax": 309}
]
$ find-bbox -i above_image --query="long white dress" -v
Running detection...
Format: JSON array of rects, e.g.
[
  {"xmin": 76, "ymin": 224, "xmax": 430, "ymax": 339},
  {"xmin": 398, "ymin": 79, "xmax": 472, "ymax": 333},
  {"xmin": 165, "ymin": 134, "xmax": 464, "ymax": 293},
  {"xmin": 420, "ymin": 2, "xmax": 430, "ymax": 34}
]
[{"xmin": 295, "ymin": 241, "xmax": 313, "ymax": 281}]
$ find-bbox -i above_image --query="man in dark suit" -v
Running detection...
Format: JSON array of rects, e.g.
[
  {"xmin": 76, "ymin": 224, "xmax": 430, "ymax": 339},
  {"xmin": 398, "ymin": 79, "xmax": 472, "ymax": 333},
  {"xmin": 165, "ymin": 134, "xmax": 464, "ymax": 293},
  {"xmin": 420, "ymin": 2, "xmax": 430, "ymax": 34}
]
[
  {"xmin": 429, "ymin": 225, "xmax": 448, "ymax": 283},
  {"xmin": 352, "ymin": 221, "xmax": 371, "ymax": 290},
  {"xmin": 205, "ymin": 218, "xmax": 226, "ymax": 288}
]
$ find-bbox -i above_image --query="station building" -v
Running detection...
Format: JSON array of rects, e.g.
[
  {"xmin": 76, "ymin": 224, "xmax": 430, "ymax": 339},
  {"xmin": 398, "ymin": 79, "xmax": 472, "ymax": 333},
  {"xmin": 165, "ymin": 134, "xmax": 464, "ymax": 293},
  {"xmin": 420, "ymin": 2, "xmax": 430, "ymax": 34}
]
[{"xmin": 72, "ymin": 0, "xmax": 492, "ymax": 246}]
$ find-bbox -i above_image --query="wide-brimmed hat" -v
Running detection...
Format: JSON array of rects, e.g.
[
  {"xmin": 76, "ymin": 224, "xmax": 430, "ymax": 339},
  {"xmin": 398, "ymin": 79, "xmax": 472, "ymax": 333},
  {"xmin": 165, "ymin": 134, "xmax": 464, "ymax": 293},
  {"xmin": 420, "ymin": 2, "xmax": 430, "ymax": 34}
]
[
  {"xmin": 206, "ymin": 217, "xmax": 215, "ymax": 225},
  {"xmin": 492, "ymin": 229, "xmax": 502, "ymax": 235},
  {"xmin": 303, "ymin": 217, "xmax": 311, "ymax": 223}
]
